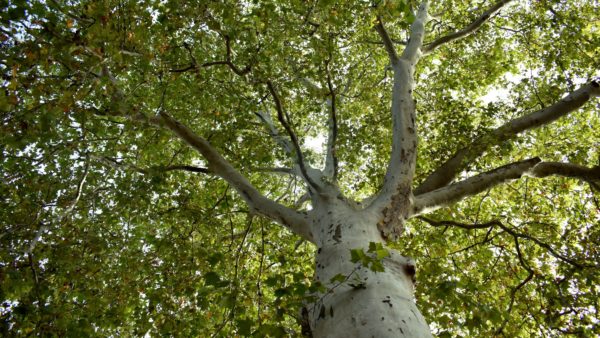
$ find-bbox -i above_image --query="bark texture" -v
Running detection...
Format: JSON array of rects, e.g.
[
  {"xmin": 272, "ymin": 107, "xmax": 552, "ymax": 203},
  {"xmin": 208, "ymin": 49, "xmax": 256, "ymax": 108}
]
[{"xmin": 306, "ymin": 198, "xmax": 432, "ymax": 337}]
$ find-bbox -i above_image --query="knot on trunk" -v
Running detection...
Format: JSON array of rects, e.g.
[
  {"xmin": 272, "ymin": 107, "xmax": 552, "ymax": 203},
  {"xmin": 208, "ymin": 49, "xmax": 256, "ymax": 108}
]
[{"xmin": 384, "ymin": 250, "xmax": 417, "ymax": 290}]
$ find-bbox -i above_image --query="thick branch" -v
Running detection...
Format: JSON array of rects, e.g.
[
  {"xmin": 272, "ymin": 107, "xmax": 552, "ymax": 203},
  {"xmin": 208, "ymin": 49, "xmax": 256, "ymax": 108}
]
[
  {"xmin": 415, "ymin": 80, "xmax": 600, "ymax": 195},
  {"xmin": 413, "ymin": 158, "xmax": 541, "ymax": 214},
  {"xmin": 97, "ymin": 66, "xmax": 311, "ymax": 240},
  {"xmin": 530, "ymin": 161, "xmax": 600, "ymax": 181},
  {"xmin": 158, "ymin": 111, "xmax": 313, "ymax": 242},
  {"xmin": 368, "ymin": 1, "xmax": 429, "ymax": 239},
  {"xmin": 413, "ymin": 158, "xmax": 600, "ymax": 215},
  {"xmin": 401, "ymin": 1, "xmax": 429, "ymax": 63},
  {"xmin": 422, "ymin": 0, "xmax": 513, "ymax": 55}
]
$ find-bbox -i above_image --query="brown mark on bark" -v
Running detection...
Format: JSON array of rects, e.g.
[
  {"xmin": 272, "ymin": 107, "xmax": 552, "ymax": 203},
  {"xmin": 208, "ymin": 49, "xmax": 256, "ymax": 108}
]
[
  {"xmin": 300, "ymin": 307, "xmax": 313, "ymax": 337},
  {"xmin": 333, "ymin": 223, "xmax": 342, "ymax": 243}
]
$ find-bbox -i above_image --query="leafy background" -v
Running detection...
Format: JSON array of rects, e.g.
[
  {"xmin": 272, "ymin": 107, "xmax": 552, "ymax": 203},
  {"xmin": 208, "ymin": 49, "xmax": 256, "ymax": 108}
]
[{"xmin": 1, "ymin": 0, "xmax": 599, "ymax": 336}]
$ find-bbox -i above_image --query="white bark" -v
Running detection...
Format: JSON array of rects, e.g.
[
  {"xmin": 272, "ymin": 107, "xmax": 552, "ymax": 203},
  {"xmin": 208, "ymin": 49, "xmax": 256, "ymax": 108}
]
[
  {"xmin": 413, "ymin": 158, "xmax": 541, "ymax": 215},
  {"xmin": 307, "ymin": 198, "xmax": 432, "ymax": 337},
  {"xmin": 255, "ymin": 110, "xmax": 294, "ymax": 156}
]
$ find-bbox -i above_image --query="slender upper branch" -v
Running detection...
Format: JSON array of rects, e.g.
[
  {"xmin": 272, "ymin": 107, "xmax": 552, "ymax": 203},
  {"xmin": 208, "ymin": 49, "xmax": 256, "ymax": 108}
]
[
  {"xmin": 422, "ymin": 0, "xmax": 513, "ymax": 55},
  {"xmin": 413, "ymin": 158, "xmax": 600, "ymax": 215},
  {"xmin": 162, "ymin": 165, "xmax": 210, "ymax": 174},
  {"xmin": 93, "ymin": 154, "xmax": 294, "ymax": 178},
  {"xmin": 158, "ymin": 111, "xmax": 314, "ymax": 242},
  {"xmin": 415, "ymin": 80, "xmax": 600, "ymax": 196},
  {"xmin": 169, "ymin": 35, "xmax": 251, "ymax": 76},
  {"xmin": 374, "ymin": 17, "xmax": 399, "ymax": 65},
  {"xmin": 323, "ymin": 58, "xmax": 339, "ymax": 180},
  {"xmin": 266, "ymin": 81, "xmax": 322, "ymax": 192},
  {"xmin": 27, "ymin": 156, "xmax": 90, "ymax": 254}
]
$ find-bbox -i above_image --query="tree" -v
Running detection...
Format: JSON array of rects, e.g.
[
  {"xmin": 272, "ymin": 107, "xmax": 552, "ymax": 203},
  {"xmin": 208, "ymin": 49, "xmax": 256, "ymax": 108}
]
[{"xmin": 1, "ymin": 0, "xmax": 599, "ymax": 336}]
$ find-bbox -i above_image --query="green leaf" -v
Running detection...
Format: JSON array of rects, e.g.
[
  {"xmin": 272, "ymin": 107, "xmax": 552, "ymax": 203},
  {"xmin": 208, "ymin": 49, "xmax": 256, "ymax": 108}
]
[
  {"xmin": 236, "ymin": 319, "xmax": 254, "ymax": 335},
  {"xmin": 350, "ymin": 248, "xmax": 366, "ymax": 263},
  {"xmin": 329, "ymin": 273, "xmax": 347, "ymax": 284}
]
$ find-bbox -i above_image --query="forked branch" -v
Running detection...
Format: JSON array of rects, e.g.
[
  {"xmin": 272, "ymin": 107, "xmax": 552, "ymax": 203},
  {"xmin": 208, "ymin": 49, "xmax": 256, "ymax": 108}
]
[
  {"xmin": 418, "ymin": 216, "xmax": 590, "ymax": 268},
  {"xmin": 267, "ymin": 81, "xmax": 322, "ymax": 192},
  {"xmin": 422, "ymin": 0, "xmax": 513, "ymax": 55},
  {"xmin": 170, "ymin": 35, "xmax": 251, "ymax": 76},
  {"xmin": 415, "ymin": 80, "xmax": 600, "ymax": 195}
]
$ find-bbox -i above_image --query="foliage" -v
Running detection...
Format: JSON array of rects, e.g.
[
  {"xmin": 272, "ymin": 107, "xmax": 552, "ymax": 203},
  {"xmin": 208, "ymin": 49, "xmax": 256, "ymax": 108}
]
[
  {"xmin": 350, "ymin": 242, "xmax": 389, "ymax": 273},
  {"xmin": 1, "ymin": 0, "xmax": 599, "ymax": 336}
]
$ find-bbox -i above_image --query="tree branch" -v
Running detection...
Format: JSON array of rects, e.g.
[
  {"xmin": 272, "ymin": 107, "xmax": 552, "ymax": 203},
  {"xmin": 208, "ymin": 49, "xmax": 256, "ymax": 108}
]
[
  {"xmin": 401, "ymin": 1, "xmax": 429, "ymax": 63},
  {"xmin": 415, "ymin": 80, "xmax": 600, "ymax": 195},
  {"xmin": 323, "ymin": 58, "xmax": 339, "ymax": 180},
  {"xmin": 169, "ymin": 36, "xmax": 251, "ymax": 76},
  {"xmin": 92, "ymin": 155, "xmax": 210, "ymax": 175},
  {"xmin": 374, "ymin": 17, "xmax": 399, "ymax": 65},
  {"xmin": 254, "ymin": 110, "xmax": 294, "ymax": 156},
  {"xmin": 266, "ymin": 81, "xmax": 322, "ymax": 193},
  {"xmin": 158, "ymin": 111, "xmax": 314, "ymax": 242},
  {"xmin": 413, "ymin": 158, "xmax": 600, "ymax": 215},
  {"xmin": 530, "ymin": 161, "xmax": 600, "ymax": 181},
  {"xmin": 418, "ymin": 216, "xmax": 590, "ymax": 268},
  {"xmin": 413, "ymin": 158, "xmax": 541, "ymax": 214},
  {"xmin": 98, "ymin": 66, "xmax": 311, "ymax": 240},
  {"xmin": 368, "ymin": 1, "xmax": 429, "ymax": 240},
  {"xmin": 161, "ymin": 165, "xmax": 210, "ymax": 174},
  {"xmin": 422, "ymin": 0, "xmax": 513, "ymax": 55},
  {"xmin": 27, "ymin": 156, "xmax": 90, "ymax": 254}
]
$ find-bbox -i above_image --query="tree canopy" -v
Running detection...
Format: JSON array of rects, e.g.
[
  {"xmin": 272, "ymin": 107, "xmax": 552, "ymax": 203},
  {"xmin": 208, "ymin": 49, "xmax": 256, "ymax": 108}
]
[{"xmin": 1, "ymin": 0, "xmax": 599, "ymax": 336}]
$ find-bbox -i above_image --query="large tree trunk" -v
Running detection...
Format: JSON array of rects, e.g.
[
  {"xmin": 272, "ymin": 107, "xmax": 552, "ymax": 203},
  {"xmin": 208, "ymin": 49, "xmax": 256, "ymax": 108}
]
[{"xmin": 306, "ymin": 198, "xmax": 433, "ymax": 337}]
